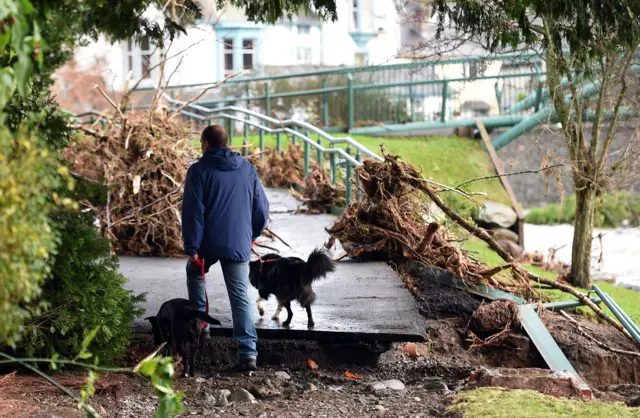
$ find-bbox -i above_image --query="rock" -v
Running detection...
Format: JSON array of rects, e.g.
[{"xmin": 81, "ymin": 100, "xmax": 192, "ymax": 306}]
[
  {"xmin": 474, "ymin": 201, "xmax": 517, "ymax": 229},
  {"xmin": 303, "ymin": 382, "xmax": 318, "ymax": 392},
  {"xmin": 381, "ymin": 379, "xmax": 406, "ymax": 391},
  {"xmin": 195, "ymin": 377, "xmax": 207, "ymax": 384},
  {"xmin": 375, "ymin": 405, "xmax": 386, "ymax": 412},
  {"xmin": 497, "ymin": 239, "xmax": 524, "ymax": 260},
  {"xmin": 207, "ymin": 389, "xmax": 231, "ymax": 407},
  {"xmin": 490, "ymin": 228, "xmax": 519, "ymax": 244},
  {"xmin": 274, "ymin": 371, "xmax": 291, "ymax": 380},
  {"xmin": 229, "ymin": 388, "xmax": 256, "ymax": 404},
  {"xmin": 424, "ymin": 381, "xmax": 448, "ymax": 393},
  {"xmin": 249, "ymin": 380, "xmax": 280, "ymax": 399},
  {"xmin": 469, "ymin": 367, "xmax": 593, "ymax": 401},
  {"xmin": 368, "ymin": 380, "xmax": 406, "ymax": 392}
]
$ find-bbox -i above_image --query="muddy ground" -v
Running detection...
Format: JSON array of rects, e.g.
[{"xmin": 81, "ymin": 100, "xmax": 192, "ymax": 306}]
[{"xmin": 2, "ymin": 267, "xmax": 640, "ymax": 417}]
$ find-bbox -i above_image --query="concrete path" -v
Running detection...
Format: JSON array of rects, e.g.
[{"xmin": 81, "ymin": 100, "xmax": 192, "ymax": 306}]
[{"xmin": 120, "ymin": 189, "xmax": 426, "ymax": 342}]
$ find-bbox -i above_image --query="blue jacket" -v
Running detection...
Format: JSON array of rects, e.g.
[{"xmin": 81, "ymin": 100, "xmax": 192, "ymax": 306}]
[{"xmin": 182, "ymin": 147, "xmax": 269, "ymax": 263}]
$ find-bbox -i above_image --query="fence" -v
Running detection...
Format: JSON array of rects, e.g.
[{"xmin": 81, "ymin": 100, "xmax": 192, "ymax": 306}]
[{"xmin": 134, "ymin": 53, "xmax": 547, "ymax": 132}]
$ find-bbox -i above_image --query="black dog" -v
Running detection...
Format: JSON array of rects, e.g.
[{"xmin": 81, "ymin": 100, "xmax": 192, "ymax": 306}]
[
  {"xmin": 249, "ymin": 248, "xmax": 336, "ymax": 328},
  {"xmin": 145, "ymin": 298, "xmax": 221, "ymax": 377}
]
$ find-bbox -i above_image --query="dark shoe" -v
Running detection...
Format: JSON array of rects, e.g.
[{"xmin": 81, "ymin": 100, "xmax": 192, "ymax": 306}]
[
  {"xmin": 232, "ymin": 357, "xmax": 257, "ymax": 373},
  {"xmin": 201, "ymin": 329, "xmax": 212, "ymax": 343}
]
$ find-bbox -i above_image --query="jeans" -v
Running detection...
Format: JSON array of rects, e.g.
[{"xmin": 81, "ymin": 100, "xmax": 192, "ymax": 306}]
[{"xmin": 186, "ymin": 259, "xmax": 258, "ymax": 360}]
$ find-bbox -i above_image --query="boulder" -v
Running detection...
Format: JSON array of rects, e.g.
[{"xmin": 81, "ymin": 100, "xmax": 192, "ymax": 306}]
[
  {"xmin": 474, "ymin": 201, "xmax": 518, "ymax": 229},
  {"xmin": 497, "ymin": 239, "xmax": 524, "ymax": 260},
  {"xmin": 490, "ymin": 228, "xmax": 519, "ymax": 244},
  {"xmin": 469, "ymin": 367, "xmax": 593, "ymax": 401}
]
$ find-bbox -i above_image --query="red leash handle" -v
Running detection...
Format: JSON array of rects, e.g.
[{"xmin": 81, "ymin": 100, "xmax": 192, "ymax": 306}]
[{"xmin": 191, "ymin": 257, "xmax": 208, "ymax": 329}]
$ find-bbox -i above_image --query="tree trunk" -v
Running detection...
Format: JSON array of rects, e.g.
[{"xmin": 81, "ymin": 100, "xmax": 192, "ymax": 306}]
[{"xmin": 568, "ymin": 187, "xmax": 597, "ymax": 288}]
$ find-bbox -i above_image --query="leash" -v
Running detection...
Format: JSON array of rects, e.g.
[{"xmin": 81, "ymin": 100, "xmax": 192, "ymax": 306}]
[
  {"xmin": 190, "ymin": 257, "xmax": 208, "ymax": 329},
  {"xmin": 252, "ymin": 241, "xmax": 276, "ymax": 271}
]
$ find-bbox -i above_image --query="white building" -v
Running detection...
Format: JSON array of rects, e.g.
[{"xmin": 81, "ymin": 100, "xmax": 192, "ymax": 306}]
[{"xmin": 70, "ymin": 0, "xmax": 404, "ymax": 92}]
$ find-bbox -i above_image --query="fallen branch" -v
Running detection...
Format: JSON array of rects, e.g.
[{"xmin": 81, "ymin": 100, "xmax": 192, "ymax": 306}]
[
  {"xmin": 416, "ymin": 222, "xmax": 440, "ymax": 253},
  {"xmin": 265, "ymin": 226, "xmax": 291, "ymax": 248},
  {"xmin": 454, "ymin": 164, "xmax": 564, "ymax": 189},
  {"xmin": 253, "ymin": 242, "xmax": 280, "ymax": 252},
  {"xmin": 170, "ymin": 71, "xmax": 244, "ymax": 117},
  {"xmin": 70, "ymin": 124, "xmax": 108, "ymax": 140},
  {"xmin": 559, "ymin": 311, "xmax": 640, "ymax": 357},
  {"xmin": 93, "ymin": 84, "xmax": 125, "ymax": 119}
]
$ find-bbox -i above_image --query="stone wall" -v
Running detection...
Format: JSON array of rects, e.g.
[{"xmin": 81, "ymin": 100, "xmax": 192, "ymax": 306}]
[{"xmin": 496, "ymin": 124, "xmax": 639, "ymax": 208}]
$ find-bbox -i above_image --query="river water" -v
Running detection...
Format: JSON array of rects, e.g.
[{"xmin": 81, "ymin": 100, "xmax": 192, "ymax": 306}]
[{"xmin": 523, "ymin": 224, "xmax": 640, "ymax": 290}]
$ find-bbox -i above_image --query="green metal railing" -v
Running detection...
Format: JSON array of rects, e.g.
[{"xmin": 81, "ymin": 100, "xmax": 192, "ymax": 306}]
[{"xmin": 129, "ymin": 53, "xmax": 547, "ymax": 131}]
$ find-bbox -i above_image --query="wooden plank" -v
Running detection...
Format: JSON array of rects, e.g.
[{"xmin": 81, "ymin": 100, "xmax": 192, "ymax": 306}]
[
  {"xmin": 518, "ymin": 305, "xmax": 578, "ymax": 374},
  {"xmin": 476, "ymin": 120, "xmax": 525, "ymax": 248}
]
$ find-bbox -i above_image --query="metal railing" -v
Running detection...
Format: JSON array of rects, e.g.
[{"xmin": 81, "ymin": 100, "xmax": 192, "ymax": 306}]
[{"xmin": 128, "ymin": 53, "xmax": 547, "ymax": 132}]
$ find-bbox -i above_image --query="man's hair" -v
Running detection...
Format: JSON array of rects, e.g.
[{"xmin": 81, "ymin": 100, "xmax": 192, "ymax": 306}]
[{"xmin": 201, "ymin": 125, "xmax": 229, "ymax": 148}]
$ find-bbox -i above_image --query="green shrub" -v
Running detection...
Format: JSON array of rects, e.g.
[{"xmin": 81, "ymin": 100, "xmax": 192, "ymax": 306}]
[
  {"xmin": 19, "ymin": 211, "xmax": 144, "ymax": 363},
  {"xmin": 525, "ymin": 192, "xmax": 640, "ymax": 228}
]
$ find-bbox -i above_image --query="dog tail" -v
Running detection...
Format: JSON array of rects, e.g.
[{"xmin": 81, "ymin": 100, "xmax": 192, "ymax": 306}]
[
  {"xmin": 188, "ymin": 310, "xmax": 222, "ymax": 326},
  {"xmin": 303, "ymin": 248, "xmax": 336, "ymax": 285}
]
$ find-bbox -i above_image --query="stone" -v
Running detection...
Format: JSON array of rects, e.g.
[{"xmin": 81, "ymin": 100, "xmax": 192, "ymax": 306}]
[
  {"xmin": 229, "ymin": 388, "xmax": 257, "ymax": 404},
  {"xmin": 375, "ymin": 405, "xmax": 386, "ymax": 412},
  {"xmin": 381, "ymin": 379, "xmax": 406, "ymax": 391},
  {"xmin": 490, "ymin": 228, "xmax": 519, "ymax": 244},
  {"xmin": 474, "ymin": 201, "xmax": 518, "ymax": 229},
  {"xmin": 424, "ymin": 381, "xmax": 448, "ymax": 393},
  {"xmin": 207, "ymin": 389, "xmax": 231, "ymax": 407},
  {"xmin": 497, "ymin": 239, "xmax": 524, "ymax": 260},
  {"xmin": 195, "ymin": 377, "xmax": 207, "ymax": 384},
  {"xmin": 367, "ymin": 382, "xmax": 388, "ymax": 392},
  {"xmin": 469, "ymin": 367, "xmax": 593, "ymax": 401},
  {"xmin": 274, "ymin": 371, "xmax": 291, "ymax": 380},
  {"xmin": 303, "ymin": 382, "xmax": 318, "ymax": 392}
]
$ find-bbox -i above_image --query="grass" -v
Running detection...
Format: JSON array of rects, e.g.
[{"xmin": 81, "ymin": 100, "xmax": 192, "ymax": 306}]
[
  {"xmin": 462, "ymin": 238, "xmax": 640, "ymax": 324},
  {"xmin": 223, "ymin": 132, "xmax": 511, "ymax": 206},
  {"xmin": 449, "ymin": 387, "xmax": 640, "ymax": 418},
  {"xmin": 526, "ymin": 191, "xmax": 640, "ymax": 228}
]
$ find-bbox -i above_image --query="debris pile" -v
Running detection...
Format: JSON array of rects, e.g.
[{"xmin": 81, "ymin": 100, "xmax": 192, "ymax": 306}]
[
  {"xmin": 300, "ymin": 166, "xmax": 346, "ymax": 213},
  {"xmin": 66, "ymin": 111, "xmax": 194, "ymax": 256},
  {"xmin": 248, "ymin": 144, "xmax": 305, "ymax": 188},
  {"xmin": 327, "ymin": 149, "xmax": 531, "ymax": 296}
]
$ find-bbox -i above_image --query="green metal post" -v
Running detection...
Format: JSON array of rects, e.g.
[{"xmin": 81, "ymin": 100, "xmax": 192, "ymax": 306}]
[
  {"xmin": 494, "ymin": 82, "xmax": 503, "ymax": 114},
  {"xmin": 534, "ymin": 82, "xmax": 543, "ymax": 112},
  {"xmin": 265, "ymin": 81, "xmax": 271, "ymax": 120},
  {"xmin": 440, "ymin": 79, "xmax": 448, "ymax": 123},
  {"xmin": 243, "ymin": 84, "xmax": 249, "ymax": 156},
  {"xmin": 345, "ymin": 147, "xmax": 352, "ymax": 206},
  {"xmin": 330, "ymin": 152, "xmax": 337, "ymax": 185},
  {"xmin": 228, "ymin": 118, "xmax": 234, "ymax": 146},
  {"xmin": 259, "ymin": 131, "xmax": 265, "ymax": 160},
  {"xmin": 316, "ymin": 139, "xmax": 322, "ymax": 165},
  {"xmin": 355, "ymin": 151, "xmax": 361, "ymax": 201},
  {"xmin": 322, "ymin": 79, "xmax": 329, "ymax": 127},
  {"xmin": 276, "ymin": 132, "xmax": 282, "ymax": 154},
  {"xmin": 347, "ymin": 73, "xmax": 354, "ymax": 132},
  {"xmin": 304, "ymin": 140, "xmax": 310, "ymax": 177},
  {"xmin": 409, "ymin": 73, "xmax": 415, "ymax": 122}
]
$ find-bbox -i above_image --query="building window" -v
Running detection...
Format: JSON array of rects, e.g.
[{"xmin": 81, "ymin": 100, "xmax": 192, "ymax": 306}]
[
  {"xmin": 297, "ymin": 47, "xmax": 312, "ymax": 65},
  {"xmin": 297, "ymin": 24, "xmax": 311, "ymax": 35},
  {"xmin": 124, "ymin": 36, "xmax": 155, "ymax": 80},
  {"xmin": 355, "ymin": 52, "xmax": 367, "ymax": 66},
  {"xmin": 352, "ymin": 0, "xmax": 359, "ymax": 30},
  {"xmin": 465, "ymin": 61, "xmax": 478, "ymax": 78},
  {"xmin": 223, "ymin": 38, "xmax": 234, "ymax": 76},
  {"xmin": 242, "ymin": 39, "xmax": 255, "ymax": 71}
]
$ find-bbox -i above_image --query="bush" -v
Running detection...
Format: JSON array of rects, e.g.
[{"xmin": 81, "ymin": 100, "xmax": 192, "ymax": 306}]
[
  {"xmin": 19, "ymin": 211, "xmax": 144, "ymax": 363},
  {"xmin": 525, "ymin": 192, "xmax": 640, "ymax": 228}
]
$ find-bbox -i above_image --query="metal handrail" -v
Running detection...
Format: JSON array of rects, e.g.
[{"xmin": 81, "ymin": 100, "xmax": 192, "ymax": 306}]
[{"xmin": 181, "ymin": 110, "xmax": 363, "ymax": 166}]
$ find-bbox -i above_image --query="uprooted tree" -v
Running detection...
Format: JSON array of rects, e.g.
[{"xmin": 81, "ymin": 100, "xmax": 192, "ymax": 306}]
[{"xmin": 425, "ymin": 0, "xmax": 640, "ymax": 288}]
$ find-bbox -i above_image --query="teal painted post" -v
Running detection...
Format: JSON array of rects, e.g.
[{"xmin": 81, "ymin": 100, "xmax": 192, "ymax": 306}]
[
  {"xmin": 228, "ymin": 118, "xmax": 234, "ymax": 146},
  {"xmin": 243, "ymin": 84, "xmax": 249, "ymax": 156},
  {"xmin": 345, "ymin": 147, "xmax": 352, "ymax": 206},
  {"xmin": 316, "ymin": 139, "xmax": 322, "ymax": 165},
  {"xmin": 409, "ymin": 73, "xmax": 415, "ymax": 122},
  {"xmin": 494, "ymin": 82, "xmax": 503, "ymax": 114},
  {"xmin": 276, "ymin": 132, "xmax": 282, "ymax": 154},
  {"xmin": 322, "ymin": 79, "xmax": 329, "ymax": 127},
  {"xmin": 265, "ymin": 81, "xmax": 271, "ymax": 121},
  {"xmin": 347, "ymin": 73, "xmax": 354, "ymax": 131},
  {"xmin": 304, "ymin": 140, "xmax": 310, "ymax": 177},
  {"xmin": 330, "ymin": 152, "xmax": 337, "ymax": 185},
  {"xmin": 355, "ymin": 151, "xmax": 361, "ymax": 201},
  {"xmin": 534, "ymin": 82, "xmax": 543, "ymax": 112},
  {"xmin": 259, "ymin": 131, "xmax": 265, "ymax": 160},
  {"xmin": 440, "ymin": 79, "xmax": 448, "ymax": 123}
]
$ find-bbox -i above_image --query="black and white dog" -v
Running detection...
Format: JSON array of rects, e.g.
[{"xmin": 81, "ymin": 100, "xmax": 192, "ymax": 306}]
[
  {"xmin": 249, "ymin": 248, "xmax": 336, "ymax": 328},
  {"xmin": 145, "ymin": 298, "xmax": 221, "ymax": 377}
]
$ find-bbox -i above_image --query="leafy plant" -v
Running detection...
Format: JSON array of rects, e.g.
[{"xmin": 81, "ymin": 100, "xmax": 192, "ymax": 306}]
[{"xmin": 19, "ymin": 211, "xmax": 145, "ymax": 363}]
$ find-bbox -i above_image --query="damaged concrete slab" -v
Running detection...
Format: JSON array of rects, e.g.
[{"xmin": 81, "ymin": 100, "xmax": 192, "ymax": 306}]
[{"xmin": 120, "ymin": 188, "xmax": 426, "ymax": 345}]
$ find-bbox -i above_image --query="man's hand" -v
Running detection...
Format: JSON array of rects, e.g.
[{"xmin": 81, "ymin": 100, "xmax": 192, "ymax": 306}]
[{"xmin": 188, "ymin": 254, "xmax": 199, "ymax": 264}]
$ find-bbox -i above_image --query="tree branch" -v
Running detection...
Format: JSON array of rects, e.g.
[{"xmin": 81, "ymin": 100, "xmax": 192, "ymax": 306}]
[
  {"xmin": 168, "ymin": 71, "xmax": 245, "ymax": 118},
  {"xmin": 453, "ymin": 164, "xmax": 563, "ymax": 189}
]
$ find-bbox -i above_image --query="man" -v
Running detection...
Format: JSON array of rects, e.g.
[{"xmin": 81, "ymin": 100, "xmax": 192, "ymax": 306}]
[{"xmin": 182, "ymin": 125, "xmax": 269, "ymax": 372}]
